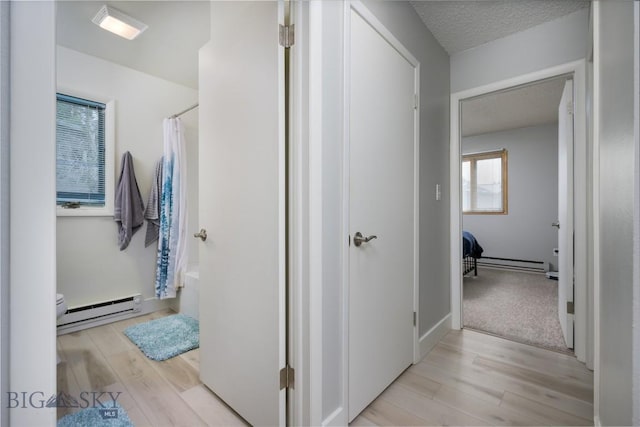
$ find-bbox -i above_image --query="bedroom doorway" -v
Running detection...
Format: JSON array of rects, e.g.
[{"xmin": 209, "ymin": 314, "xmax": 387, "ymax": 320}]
[
  {"xmin": 451, "ymin": 62, "xmax": 588, "ymax": 359},
  {"xmin": 460, "ymin": 76, "xmax": 571, "ymax": 353}
]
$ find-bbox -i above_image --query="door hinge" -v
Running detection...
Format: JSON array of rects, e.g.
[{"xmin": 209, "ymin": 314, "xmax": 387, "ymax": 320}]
[
  {"xmin": 280, "ymin": 365, "xmax": 295, "ymax": 390},
  {"xmin": 413, "ymin": 311, "xmax": 417, "ymax": 327},
  {"xmin": 414, "ymin": 93, "xmax": 419, "ymax": 110},
  {"xmin": 567, "ymin": 101, "xmax": 573, "ymax": 115},
  {"xmin": 279, "ymin": 24, "xmax": 295, "ymax": 48},
  {"xmin": 567, "ymin": 301, "xmax": 574, "ymax": 315}
]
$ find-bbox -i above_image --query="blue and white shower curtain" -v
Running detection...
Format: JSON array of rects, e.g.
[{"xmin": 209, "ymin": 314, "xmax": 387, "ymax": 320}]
[{"xmin": 155, "ymin": 117, "xmax": 188, "ymax": 299}]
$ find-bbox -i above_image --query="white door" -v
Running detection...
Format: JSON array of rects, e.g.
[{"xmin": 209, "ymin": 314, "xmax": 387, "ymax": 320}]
[
  {"xmin": 557, "ymin": 79, "xmax": 574, "ymax": 349},
  {"xmin": 348, "ymin": 8, "xmax": 417, "ymax": 421},
  {"xmin": 198, "ymin": 2, "xmax": 286, "ymax": 425}
]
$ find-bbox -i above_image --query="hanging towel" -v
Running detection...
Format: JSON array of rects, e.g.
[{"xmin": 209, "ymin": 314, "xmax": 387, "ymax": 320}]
[
  {"xmin": 144, "ymin": 158, "xmax": 164, "ymax": 247},
  {"xmin": 155, "ymin": 118, "xmax": 188, "ymax": 299},
  {"xmin": 114, "ymin": 151, "xmax": 145, "ymax": 250}
]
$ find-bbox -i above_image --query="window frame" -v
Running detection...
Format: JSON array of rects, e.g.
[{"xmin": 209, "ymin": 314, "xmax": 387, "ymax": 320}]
[
  {"xmin": 56, "ymin": 89, "xmax": 115, "ymax": 217},
  {"xmin": 462, "ymin": 148, "xmax": 508, "ymax": 215}
]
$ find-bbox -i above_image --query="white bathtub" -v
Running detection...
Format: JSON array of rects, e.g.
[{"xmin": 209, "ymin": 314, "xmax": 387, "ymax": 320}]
[{"xmin": 179, "ymin": 270, "xmax": 199, "ymax": 321}]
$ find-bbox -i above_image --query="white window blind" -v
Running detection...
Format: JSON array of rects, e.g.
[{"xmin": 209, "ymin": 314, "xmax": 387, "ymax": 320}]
[{"xmin": 56, "ymin": 93, "xmax": 106, "ymax": 207}]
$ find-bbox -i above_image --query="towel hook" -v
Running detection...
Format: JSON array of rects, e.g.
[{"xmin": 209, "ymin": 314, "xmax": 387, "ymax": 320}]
[{"xmin": 194, "ymin": 229, "xmax": 207, "ymax": 242}]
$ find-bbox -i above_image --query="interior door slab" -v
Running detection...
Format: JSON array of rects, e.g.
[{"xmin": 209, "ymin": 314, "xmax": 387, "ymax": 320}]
[
  {"xmin": 348, "ymin": 7, "xmax": 417, "ymax": 421},
  {"xmin": 198, "ymin": 2, "xmax": 286, "ymax": 425},
  {"xmin": 558, "ymin": 78, "xmax": 574, "ymax": 349}
]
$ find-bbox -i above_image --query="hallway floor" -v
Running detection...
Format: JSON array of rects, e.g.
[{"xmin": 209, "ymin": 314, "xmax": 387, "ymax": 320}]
[
  {"xmin": 58, "ymin": 310, "xmax": 593, "ymax": 426},
  {"xmin": 352, "ymin": 329, "xmax": 593, "ymax": 426}
]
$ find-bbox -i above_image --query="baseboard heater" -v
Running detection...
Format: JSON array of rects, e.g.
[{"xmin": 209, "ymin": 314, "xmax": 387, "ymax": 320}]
[
  {"xmin": 57, "ymin": 294, "xmax": 142, "ymax": 332},
  {"xmin": 477, "ymin": 257, "xmax": 549, "ymax": 273}
]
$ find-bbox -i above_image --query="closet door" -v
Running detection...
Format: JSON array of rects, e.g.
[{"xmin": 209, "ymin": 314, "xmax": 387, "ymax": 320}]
[
  {"xmin": 198, "ymin": 2, "xmax": 286, "ymax": 425},
  {"xmin": 348, "ymin": 5, "xmax": 418, "ymax": 421}
]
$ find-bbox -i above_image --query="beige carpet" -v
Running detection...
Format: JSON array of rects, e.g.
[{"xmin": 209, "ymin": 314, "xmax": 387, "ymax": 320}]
[{"xmin": 463, "ymin": 268, "xmax": 570, "ymax": 353}]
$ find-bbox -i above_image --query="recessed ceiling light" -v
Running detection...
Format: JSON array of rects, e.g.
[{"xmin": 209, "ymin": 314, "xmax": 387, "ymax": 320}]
[{"xmin": 92, "ymin": 5, "xmax": 148, "ymax": 41}]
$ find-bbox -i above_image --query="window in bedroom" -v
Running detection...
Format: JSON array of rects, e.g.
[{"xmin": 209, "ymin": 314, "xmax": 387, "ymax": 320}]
[
  {"xmin": 56, "ymin": 93, "xmax": 114, "ymax": 216},
  {"xmin": 462, "ymin": 149, "xmax": 508, "ymax": 214}
]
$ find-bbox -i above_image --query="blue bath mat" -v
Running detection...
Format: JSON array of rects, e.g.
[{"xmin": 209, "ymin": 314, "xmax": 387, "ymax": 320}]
[
  {"xmin": 57, "ymin": 402, "xmax": 132, "ymax": 427},
  {"xmin": 124, "ymin": 314, "xmax": 199, "ymax": 361}
]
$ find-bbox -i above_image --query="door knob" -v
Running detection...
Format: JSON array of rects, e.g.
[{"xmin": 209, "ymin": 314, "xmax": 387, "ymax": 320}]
[
  {"xmin": 194, "ymin": 229, "xmax": 207, "ymax": 241},
  {"xmin": 353, "ymin": 231, "xmax": 377, "ymax": 247},
  {"xmin": 552, "ymin": 222, "xmax": 560, "ymax": 229}
]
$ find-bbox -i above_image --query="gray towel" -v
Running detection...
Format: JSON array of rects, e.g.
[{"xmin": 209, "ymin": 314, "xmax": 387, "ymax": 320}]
[
  {"xmin": 114, "ymin": 151, "xmax": 145, "ymax": 250},
  {"xmin": 144, "ymin": 158, "xmax": 163, "ymax": 247}
]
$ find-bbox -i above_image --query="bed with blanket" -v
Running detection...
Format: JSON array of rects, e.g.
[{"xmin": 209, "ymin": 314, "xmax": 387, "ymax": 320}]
[{"xmin": 463, "ymin": 230, "xmax": 484, "ymax": 276}]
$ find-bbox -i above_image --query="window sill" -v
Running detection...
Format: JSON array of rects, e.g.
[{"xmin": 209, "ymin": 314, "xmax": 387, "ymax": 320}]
[
  {"xmin": 463, "ymin": 211, "xmax": 508, "ymax": 215},
  {"xmin": 57, "ymin": 206, "xmax": 113, "ymax": 217}
]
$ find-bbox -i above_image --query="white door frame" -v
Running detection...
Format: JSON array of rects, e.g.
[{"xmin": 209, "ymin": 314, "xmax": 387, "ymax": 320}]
[
  {"xmin": 632, "ymin": 2, "xmax": 640, "ymax": 424},
  {"xmin": 450, "ymin": 59, "xmax": 590, "ymax": 364},
  {"xmin": 288, "ymin": 0, "xmax": 319, "ymax": 425},
  {"xmin": 342, "ymin": 0, "xmax": 420, "ymax": 420},
  {"xmin": 592, "ymin": 5, "xmax": 601, "ymax": 423},
  {"xmin": 8, "ymin": 2, "xmax": 58, "ymax": 426},
  {"xmin": 0, "ymin": 3, "xmax": 9, "ymax": 425}
]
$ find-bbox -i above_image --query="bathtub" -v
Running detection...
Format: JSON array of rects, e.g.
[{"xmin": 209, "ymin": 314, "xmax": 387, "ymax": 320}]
[{"xmin": 179, "ymin": 270, "xmax": 199, "ymax": 321}]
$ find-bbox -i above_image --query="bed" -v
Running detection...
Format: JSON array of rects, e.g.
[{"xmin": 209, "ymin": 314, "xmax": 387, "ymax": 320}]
[{"xmin": 463, "ymin": 230, "xmax": 484, "ymax": 276}]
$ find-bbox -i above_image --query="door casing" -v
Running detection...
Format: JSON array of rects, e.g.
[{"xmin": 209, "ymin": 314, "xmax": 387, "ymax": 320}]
[{"xmin": 449, "ymin": 60, "xmax": 591, "ymax": 365}]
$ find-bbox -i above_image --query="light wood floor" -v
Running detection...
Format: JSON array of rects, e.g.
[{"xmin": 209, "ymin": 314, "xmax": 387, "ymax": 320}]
[
  {"xmin": 56, "ymin": 309, "xmax": 247, "ymax": 426},
  {"xmin": 352, "ymin": 329, "xmax": 593, "ymax": 426},
  {"xmin": 58, "ymin": 310, "xmax": 593, "ymax": 426}
]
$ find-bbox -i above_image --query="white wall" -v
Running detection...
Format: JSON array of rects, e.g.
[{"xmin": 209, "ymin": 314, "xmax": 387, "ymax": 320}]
[
  {"xmin": 318, "ymin": 1, "xmax": 344, "ymax": 419},
  {"xmin": 596, "ymin": 1, "xmax": 636, "ymax": 425},
  {"xmin": 451, "ymin": 8, "xmax": 590, "ymax": 93},
  {"xmin": 56, "ymin": 46, "xmax": 198, "ymax": 308},
  {"xmin": 362, "ymin": 0, "xmax": 451, "ymax": 339},
  {"xmin": 463, "ymin": 124, "xmax": 559, "ymax": 269},
  {"xmin": 9, "ymin": 2, "xmax": 57, "ymax": 425}
]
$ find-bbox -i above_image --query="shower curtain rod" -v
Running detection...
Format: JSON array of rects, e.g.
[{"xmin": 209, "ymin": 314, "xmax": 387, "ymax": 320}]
[{"xmin": 170, "ymin": 103, "xmax": 199, "ymax": 119}]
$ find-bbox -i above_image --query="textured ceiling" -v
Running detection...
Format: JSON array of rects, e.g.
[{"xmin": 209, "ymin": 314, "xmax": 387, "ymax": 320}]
[
  {"xmin": 410, "ymin": 1, "xmax": 590, "ymax": 54},
  {"xmin": 57, "ymin": 1, "xmax": 210, "ymax": 89},
  {"xmin": 461, "ymin": 77, "xmax": 567, "ymax": 137}
]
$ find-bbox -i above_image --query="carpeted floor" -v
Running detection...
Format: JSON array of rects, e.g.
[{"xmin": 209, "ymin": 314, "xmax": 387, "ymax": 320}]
[{"xmin": 463, "ymin": 268, "xmax": 570, "ymax": 353}]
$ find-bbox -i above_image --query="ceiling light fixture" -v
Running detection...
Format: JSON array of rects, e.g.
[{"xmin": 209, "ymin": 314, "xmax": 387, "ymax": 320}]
[{"xmin": 92, "ymin": 5, "xmax": 148, "ymax": 41}]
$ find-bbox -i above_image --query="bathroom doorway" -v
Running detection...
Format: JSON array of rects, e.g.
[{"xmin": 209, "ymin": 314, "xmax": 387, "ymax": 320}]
[{"xmin": 54, "ymin": 1, "xmax": 215, "ymax": 424}]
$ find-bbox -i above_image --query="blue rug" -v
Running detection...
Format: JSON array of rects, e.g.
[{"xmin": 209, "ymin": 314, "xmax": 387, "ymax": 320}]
[
  {"xmin": 57, "ymin": 402, "xmax": 132, "ymax": 427},
  {"xmin": 124, "ymin": 314, "xmax": 199, "ymax": 361}
]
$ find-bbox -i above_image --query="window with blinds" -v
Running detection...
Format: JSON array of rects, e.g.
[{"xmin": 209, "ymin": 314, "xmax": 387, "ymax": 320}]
[{"xmin": 56, "ymin": 93, "xmax": 106, "ymax": 207}]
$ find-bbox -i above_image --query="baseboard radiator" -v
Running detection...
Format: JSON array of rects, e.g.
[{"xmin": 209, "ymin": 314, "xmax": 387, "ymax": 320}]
[
  {"xmin": 477, "ymin": 257, "xmax": 549, "ymax": 273},
  {"xmin": 57, "ymin": 294, "xmax": 142, "ymax": 333}
]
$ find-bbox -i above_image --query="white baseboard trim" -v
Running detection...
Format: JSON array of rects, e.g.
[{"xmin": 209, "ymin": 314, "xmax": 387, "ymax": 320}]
[
  {"xmin": 322, "ymin": 406, "xmax": 345, "ymax": 427},
  {"xmin": 57, "ymin": 297, "xmax": 171, "ymax": 335},
  {"xmin": 419, "ymin": 313, "xmax": 452, "ymax": 360}
]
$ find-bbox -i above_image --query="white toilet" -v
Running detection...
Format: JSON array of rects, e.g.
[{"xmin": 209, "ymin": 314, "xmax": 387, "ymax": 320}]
[
  {"xmin": 56, "ymin": 293, "xmax": 67, "ymax": 363},
  {"xmin": 56, "ymin": 293, "xmax": 67, "ymax": 320}
]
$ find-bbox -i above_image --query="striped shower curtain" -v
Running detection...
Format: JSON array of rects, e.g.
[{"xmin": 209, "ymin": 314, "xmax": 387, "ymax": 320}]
[{"xmin": 155, "ymin": 117, "xmax": 188, "ymax": 299}]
